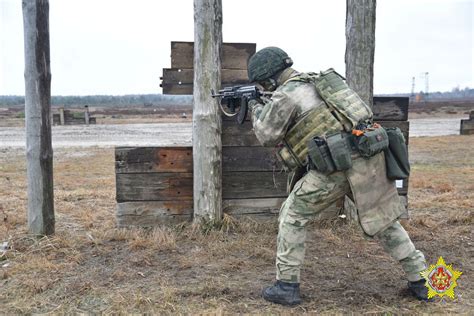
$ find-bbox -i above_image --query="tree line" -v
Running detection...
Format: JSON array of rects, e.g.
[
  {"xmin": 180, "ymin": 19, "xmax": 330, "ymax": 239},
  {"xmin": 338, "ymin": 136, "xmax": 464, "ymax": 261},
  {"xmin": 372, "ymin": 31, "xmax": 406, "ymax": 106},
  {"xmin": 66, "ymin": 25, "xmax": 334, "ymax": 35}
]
[
  {"xmin": 381, "ymin": 87, "xmax": 474, "ymax": 100},
  {"xmin": 1, "ymin": 88, "xmax": 472, "ymax": 107}
]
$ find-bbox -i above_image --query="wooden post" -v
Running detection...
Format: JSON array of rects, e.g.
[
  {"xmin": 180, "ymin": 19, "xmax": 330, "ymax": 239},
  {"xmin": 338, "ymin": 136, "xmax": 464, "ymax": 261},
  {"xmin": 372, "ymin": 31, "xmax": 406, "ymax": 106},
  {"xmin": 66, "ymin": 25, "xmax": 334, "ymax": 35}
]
[
  {"xmin": 59, "ymin": 107, "xmax": 65, "ymax": 125},
  {"xmin": 460, "ymin": 112, "xmax": 474, "ymax": 135},
  {"xmin": 344, "ymin": 0, "xmax": 376, "ymax": 221},
  {"xmin": 22, "ymin": 0, "xmax": 55, "ymax": 235},
  {"xmin": 84, "ymin": 105, "xmax": 90, "ymax": 125},
  {"xmin": 345, "ymin": 0, "xmax": 376, "ymax": 108},
  {"xmin": 192, "ymin": 0, "xmax": 223, "ymax": 222}
]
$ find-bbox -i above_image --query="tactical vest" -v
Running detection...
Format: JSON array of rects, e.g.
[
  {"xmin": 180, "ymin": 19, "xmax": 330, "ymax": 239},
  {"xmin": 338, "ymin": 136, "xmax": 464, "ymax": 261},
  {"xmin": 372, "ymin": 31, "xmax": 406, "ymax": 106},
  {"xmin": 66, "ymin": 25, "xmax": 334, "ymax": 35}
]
[{"xmin": 278, "ymin": 69, "xmax": 373, "ymax": 171}]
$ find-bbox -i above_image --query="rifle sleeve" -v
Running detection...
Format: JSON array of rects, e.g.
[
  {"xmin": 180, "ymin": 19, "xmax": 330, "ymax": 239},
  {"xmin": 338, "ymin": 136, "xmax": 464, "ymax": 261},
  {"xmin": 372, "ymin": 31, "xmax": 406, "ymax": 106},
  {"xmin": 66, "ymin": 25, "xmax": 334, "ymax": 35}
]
[{"xmin": 250, "ymin": 88, "xmax": 297, "ymax": 147}]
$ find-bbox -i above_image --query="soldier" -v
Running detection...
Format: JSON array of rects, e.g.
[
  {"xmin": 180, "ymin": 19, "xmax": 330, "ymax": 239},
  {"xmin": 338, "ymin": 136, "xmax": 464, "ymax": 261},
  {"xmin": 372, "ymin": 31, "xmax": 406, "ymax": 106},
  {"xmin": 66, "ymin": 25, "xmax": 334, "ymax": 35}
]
[{"xmin": 246, "ymin": 47, "xmax": 430, "ymax": 306}]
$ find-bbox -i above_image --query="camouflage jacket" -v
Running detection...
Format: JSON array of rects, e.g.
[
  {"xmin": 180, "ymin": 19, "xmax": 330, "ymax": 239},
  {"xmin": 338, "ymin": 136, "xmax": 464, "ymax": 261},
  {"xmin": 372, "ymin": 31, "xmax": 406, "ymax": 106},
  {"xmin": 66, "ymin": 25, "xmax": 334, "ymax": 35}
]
[
  {"xmin": 250, "ymin": 68, "xmax": 405, "ymax": 235},
  {"xmin": 250, "ymin": 68, "xmax": 344, "ymax": 147}
]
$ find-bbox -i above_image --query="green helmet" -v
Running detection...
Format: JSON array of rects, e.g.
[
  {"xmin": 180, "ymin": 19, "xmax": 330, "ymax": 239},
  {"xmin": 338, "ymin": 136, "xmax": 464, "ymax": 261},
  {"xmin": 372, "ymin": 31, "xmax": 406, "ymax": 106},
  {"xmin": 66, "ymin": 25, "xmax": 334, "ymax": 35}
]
[{"xmin": 247, "ymin": 47, "xmax": 293, "ymax": 82}]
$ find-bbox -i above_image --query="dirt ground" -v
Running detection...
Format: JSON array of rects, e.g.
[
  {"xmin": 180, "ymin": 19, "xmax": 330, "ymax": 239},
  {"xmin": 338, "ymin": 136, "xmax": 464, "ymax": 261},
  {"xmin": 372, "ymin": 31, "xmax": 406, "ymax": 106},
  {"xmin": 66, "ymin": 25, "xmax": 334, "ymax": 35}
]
[
  {"xmin": 0, "ymin": 116, "xmax": 468, "ymax": 149},
  {"xmin": 0, "ymin": 135, "xmax": 473, "ymax": 314},
  {"xmin": 409, "ymin": 100, "xmax": 474, "ymax": 119}
]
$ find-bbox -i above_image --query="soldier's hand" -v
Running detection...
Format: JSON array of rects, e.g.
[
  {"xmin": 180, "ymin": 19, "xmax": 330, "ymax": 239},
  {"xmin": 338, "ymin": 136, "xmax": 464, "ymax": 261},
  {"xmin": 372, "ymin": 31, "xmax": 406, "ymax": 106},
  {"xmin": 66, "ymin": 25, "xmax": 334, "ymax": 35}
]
[{"xmin": 248, "ymin": 99, "xmax": 263, "ymax": 120}]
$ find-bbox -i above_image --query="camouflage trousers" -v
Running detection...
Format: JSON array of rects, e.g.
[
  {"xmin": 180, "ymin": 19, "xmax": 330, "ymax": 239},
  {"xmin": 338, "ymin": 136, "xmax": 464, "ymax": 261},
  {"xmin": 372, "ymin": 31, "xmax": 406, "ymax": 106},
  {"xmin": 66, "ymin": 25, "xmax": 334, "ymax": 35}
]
[{"xmin": 276, "ymin": 169, "xmax": 427, "ymax": 283}]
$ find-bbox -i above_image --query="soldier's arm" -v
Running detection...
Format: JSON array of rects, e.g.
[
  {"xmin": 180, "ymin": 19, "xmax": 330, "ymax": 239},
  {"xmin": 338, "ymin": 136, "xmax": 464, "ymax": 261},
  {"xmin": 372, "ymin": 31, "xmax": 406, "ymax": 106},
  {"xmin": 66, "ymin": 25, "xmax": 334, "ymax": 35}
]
[{"xmin": 249, "ymin": 87, "xmax": 297, "ymax": 147}]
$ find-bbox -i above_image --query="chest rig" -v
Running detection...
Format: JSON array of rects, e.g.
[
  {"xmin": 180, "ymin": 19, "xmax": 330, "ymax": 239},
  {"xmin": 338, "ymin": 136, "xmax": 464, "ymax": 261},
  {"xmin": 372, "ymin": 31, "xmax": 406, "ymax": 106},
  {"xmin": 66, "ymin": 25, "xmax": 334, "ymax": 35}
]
[{"xmin": 277, "ymin": 69, "xmax": 374, "ymax": 171}]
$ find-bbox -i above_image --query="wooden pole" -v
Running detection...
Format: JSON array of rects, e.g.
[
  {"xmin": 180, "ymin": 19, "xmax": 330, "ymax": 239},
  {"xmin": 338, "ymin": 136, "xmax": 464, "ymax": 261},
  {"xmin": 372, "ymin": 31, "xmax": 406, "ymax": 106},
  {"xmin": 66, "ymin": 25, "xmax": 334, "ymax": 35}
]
[
  {"xmin": 84, "ymin": 105, "xmax": 90, "ymax": 125},
  {"xmin": 59, "ymin": 107, "xmax": 65, "ymax": 125},
  {"xmin": 22, "ymin": 0, "xmax": 55, "ymax": 235},
  {"xmin": 345, "ymin": 0, "xmax": 376, "ymax": 108},
  {"xmin": 344, "ymin": 0, "xmax": 376, "ymax": 221},
  {"xmin": 192, "ymin": 0, "xmax": 223, "ymax": 222}
]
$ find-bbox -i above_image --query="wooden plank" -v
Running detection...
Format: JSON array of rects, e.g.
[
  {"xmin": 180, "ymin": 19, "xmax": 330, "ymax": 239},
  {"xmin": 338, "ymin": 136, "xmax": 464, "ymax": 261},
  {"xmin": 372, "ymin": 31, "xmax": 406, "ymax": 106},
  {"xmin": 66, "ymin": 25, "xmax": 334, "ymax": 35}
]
[
  {"xmin": 116, "ymin": 173, "xmax": 193, "ymax": 202},
  {"xmin": 117, "ymin": 201, "xmax": 193, "ymax": 227},
  {"xmin": 162, "ymin": 82, "xmax": 256, "ymax": 95},
  {"xmin": 52, "ymin": 114, "xmax": 60, "ymax": 125},
  {"xmin": 223, "ymin": 171, "xmax": 287, "ymax": 199},
  {"xmin": 171, "ymin": 41, "xmax": 256, "ymax": 69},
  {"xmin": 223, "ymin": 147, "xmax": 282, "ymax": 172},
  {"xmin": 170, "ymin": 42, "xmax": 194, "ymax": 69},
  {"xmin": 373, "ymin": 97, "xmax": 409, "ymax": 121},
  {"xmin": 115, "ymin": 146, "xmax": 281, "ymax": 173},
  {"xmin": 162, "ymin": 68, "xmax": 249, "ymax": 85},
  {"xmin": 116, "ymin": 192, "xmax": 411, "ymax": 226},
  {"xmin": 117, "ymin": 171, "xmax": 286, "ymax": 201},
  {"xmin": 461, "ymin": 119, "xmax": 474, "ymax": 135},
  {"xmin": 162, "ymin": 81, "xmax": 252, "ymax": 95},
  {"xmin": 162, "ymin": 83, "xmax": 193, "ymax": 95},
  {"xmin": 115, "ymin": 147, "xmax": 192, "ymax": 173},
  {"xmin": 117, "ymin": 198, "xmax": 284, "ymax": 227},
  {"xmin": 222, "ymin": 120, "xmax": 261, "ymax": 146},
  {"xmin": 220, "ymin": 43, "xmax": 256, "ymax": 69},
  {"xmin": 223, "ymin": 198, "xmax": 284, "ymax": 216}
]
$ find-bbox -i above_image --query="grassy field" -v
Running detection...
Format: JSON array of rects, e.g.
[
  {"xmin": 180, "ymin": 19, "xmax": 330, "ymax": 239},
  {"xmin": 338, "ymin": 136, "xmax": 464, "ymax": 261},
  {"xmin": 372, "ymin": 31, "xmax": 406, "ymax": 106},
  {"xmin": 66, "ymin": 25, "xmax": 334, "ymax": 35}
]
[{"xmin": 0, "ymin": 135, "xmax": 473, "ymax": 314}]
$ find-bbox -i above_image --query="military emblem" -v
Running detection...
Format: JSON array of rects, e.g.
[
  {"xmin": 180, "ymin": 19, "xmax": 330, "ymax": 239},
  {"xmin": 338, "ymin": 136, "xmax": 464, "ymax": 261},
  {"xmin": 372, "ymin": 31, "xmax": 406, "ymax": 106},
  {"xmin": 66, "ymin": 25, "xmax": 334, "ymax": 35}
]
[{"xmin": 420, "ymin": 256, "xmax": 462, "ymax": 299}]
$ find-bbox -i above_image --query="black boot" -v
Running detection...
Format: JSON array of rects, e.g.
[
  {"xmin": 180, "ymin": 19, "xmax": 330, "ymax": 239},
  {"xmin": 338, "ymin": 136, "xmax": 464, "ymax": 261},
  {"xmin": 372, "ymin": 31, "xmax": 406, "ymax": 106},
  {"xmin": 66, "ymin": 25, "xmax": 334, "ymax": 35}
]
[
  {"xmin": 262, "ymin": 280, "xmax": 302, "ymax": 306},
  {"xmin": 408, "ymin": 279, "xmax": 432, "ymax": 301}
]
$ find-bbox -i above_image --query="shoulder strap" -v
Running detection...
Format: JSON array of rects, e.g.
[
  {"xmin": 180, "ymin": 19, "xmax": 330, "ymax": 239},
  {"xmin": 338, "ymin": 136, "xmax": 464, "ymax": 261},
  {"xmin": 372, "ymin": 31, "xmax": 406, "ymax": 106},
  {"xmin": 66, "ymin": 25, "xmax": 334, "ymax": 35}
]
[{"xmin": 282, "ymin": 72, "xmax": 319, "ymax": 85}]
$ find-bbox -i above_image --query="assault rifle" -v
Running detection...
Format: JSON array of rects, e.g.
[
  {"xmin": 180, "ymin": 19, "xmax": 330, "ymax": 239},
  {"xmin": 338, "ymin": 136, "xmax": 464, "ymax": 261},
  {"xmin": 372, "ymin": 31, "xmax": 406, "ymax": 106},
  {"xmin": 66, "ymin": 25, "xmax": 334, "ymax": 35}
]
[{"xmin": 211, "ymin": 85, "xmax": 268, "ymax": 124}]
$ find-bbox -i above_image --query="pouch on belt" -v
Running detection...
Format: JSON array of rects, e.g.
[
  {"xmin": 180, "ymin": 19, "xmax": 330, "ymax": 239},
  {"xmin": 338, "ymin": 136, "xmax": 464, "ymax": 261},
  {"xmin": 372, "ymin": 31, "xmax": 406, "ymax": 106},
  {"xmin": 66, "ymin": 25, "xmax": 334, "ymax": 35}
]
[
  {"xmin": 307, "ymin": 136, "xmax": 336, "ymax": 174},
  {"xmin": 326, "ymin": 133, "xmax": 352, "ymax": 170},
  {"xmin": 384, "ymin": 127, "xmax": 410, "ymax": 180},
  {"xmin": 307, "ymin": 133, "xmax": 353, "ymax": 173},
  {"xmin": 354, "ymin": 125, "xmax": 389, "ymax": 158}
]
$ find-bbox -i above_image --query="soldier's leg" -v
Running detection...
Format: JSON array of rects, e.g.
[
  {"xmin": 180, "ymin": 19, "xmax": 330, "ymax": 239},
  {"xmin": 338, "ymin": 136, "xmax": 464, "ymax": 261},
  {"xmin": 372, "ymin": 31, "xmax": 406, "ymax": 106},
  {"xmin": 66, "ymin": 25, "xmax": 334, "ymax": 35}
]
[
  {"xmin": 276, "ymin": 170, "xmax": 351, "ymax": 283},
  {"xmin": 375, "ymin": 221, "xmax": 427, "ymax": 281}
]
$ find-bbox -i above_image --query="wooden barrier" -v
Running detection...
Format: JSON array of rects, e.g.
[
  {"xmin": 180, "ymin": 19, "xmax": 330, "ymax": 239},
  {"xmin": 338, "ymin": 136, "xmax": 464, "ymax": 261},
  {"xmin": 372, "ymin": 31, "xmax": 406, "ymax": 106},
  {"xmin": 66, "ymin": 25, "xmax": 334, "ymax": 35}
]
[
  {"xmin": 53, "ymin": 107, "xmax": 96, "ymax": 126},
  {"xmin": 115, "ymin": 97, "xmax": 410, "ymax": 226},
  {"xmin": 460, "ymin": 111, "xmax": 474, "ymax": 135},
  {"xmin": 115, "ymin": 42, "xmax": 410, "ymax": 227},
  {"xmin": 160, "ymin": 42, "xmax": 255, "ymax": 94}
]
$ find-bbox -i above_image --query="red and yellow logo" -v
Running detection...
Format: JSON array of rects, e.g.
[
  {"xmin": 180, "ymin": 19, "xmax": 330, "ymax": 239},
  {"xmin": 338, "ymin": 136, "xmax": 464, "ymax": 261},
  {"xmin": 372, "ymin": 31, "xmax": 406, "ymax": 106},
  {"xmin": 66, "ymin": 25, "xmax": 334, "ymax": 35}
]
[{"xmin": 420, "ymin": 256, "xmax": 462, "ymax": 299}]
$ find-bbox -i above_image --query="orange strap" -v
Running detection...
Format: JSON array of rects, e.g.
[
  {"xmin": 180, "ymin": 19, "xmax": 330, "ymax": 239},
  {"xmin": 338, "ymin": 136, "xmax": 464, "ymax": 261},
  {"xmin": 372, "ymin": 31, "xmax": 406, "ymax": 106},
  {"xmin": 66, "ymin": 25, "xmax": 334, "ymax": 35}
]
[
  {"xmin": 352, "ymin": 123, "xmax": 381, "ymax": 136},
  {"xmin": 352, "ymin": 129, "xmax": 364, "ymax": 137}
]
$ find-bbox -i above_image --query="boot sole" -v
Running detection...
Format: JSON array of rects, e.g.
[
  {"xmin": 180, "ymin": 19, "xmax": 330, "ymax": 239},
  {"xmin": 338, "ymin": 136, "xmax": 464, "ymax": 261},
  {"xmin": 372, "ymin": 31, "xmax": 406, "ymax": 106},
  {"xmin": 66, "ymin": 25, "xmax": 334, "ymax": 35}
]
[{"xmin": 262, "ymin": 292, "xmax": 301, "ymax": 306}]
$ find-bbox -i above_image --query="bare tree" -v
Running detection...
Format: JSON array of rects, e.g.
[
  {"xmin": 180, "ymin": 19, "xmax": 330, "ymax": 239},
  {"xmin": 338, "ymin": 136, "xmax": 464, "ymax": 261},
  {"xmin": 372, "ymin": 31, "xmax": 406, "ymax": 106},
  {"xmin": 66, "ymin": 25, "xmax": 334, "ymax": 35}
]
[
  {"xmin": 22, "ymin": 0, "xmax": 55, "ymax": 235},
  {"xmin": 192, "ymin": 0, "xmax": 223, "ymax": 222},
  {"xmin": 345, "ymin": 0, "xmax": 376, "ymax": 108}
]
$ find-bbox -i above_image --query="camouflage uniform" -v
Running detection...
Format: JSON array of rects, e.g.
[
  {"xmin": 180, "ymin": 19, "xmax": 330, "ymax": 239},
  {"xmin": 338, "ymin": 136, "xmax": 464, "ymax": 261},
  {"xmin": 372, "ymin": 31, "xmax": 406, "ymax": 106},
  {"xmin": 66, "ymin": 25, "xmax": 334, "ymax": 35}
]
[{"xmin": 250, "ymin": 68, "xmax": 427, "ymax": 284}]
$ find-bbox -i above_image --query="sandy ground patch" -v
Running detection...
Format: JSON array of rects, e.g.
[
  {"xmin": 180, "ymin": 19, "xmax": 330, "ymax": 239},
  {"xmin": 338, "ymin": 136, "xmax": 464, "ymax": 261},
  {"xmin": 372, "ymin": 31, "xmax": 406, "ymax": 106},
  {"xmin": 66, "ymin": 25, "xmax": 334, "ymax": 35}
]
[{"xmin": 0, "ymin": 117, "xmax": 470, "ymax": 149}]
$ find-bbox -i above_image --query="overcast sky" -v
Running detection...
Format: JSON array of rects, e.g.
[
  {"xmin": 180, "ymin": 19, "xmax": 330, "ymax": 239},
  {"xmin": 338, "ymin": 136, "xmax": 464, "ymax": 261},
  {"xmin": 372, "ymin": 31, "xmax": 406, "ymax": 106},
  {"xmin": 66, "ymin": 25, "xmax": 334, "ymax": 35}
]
[{"xmin": 0, "ymin": 0, "xmax": 472, "ymax": 96}]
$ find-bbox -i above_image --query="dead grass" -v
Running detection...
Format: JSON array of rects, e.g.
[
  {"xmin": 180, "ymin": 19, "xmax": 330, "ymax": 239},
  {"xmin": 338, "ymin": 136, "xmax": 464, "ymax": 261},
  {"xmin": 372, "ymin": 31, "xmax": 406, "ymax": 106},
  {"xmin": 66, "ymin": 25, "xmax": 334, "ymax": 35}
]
[{"xmin": 1, "ymin": 136, "xmax": 473, "ymax": 314}]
